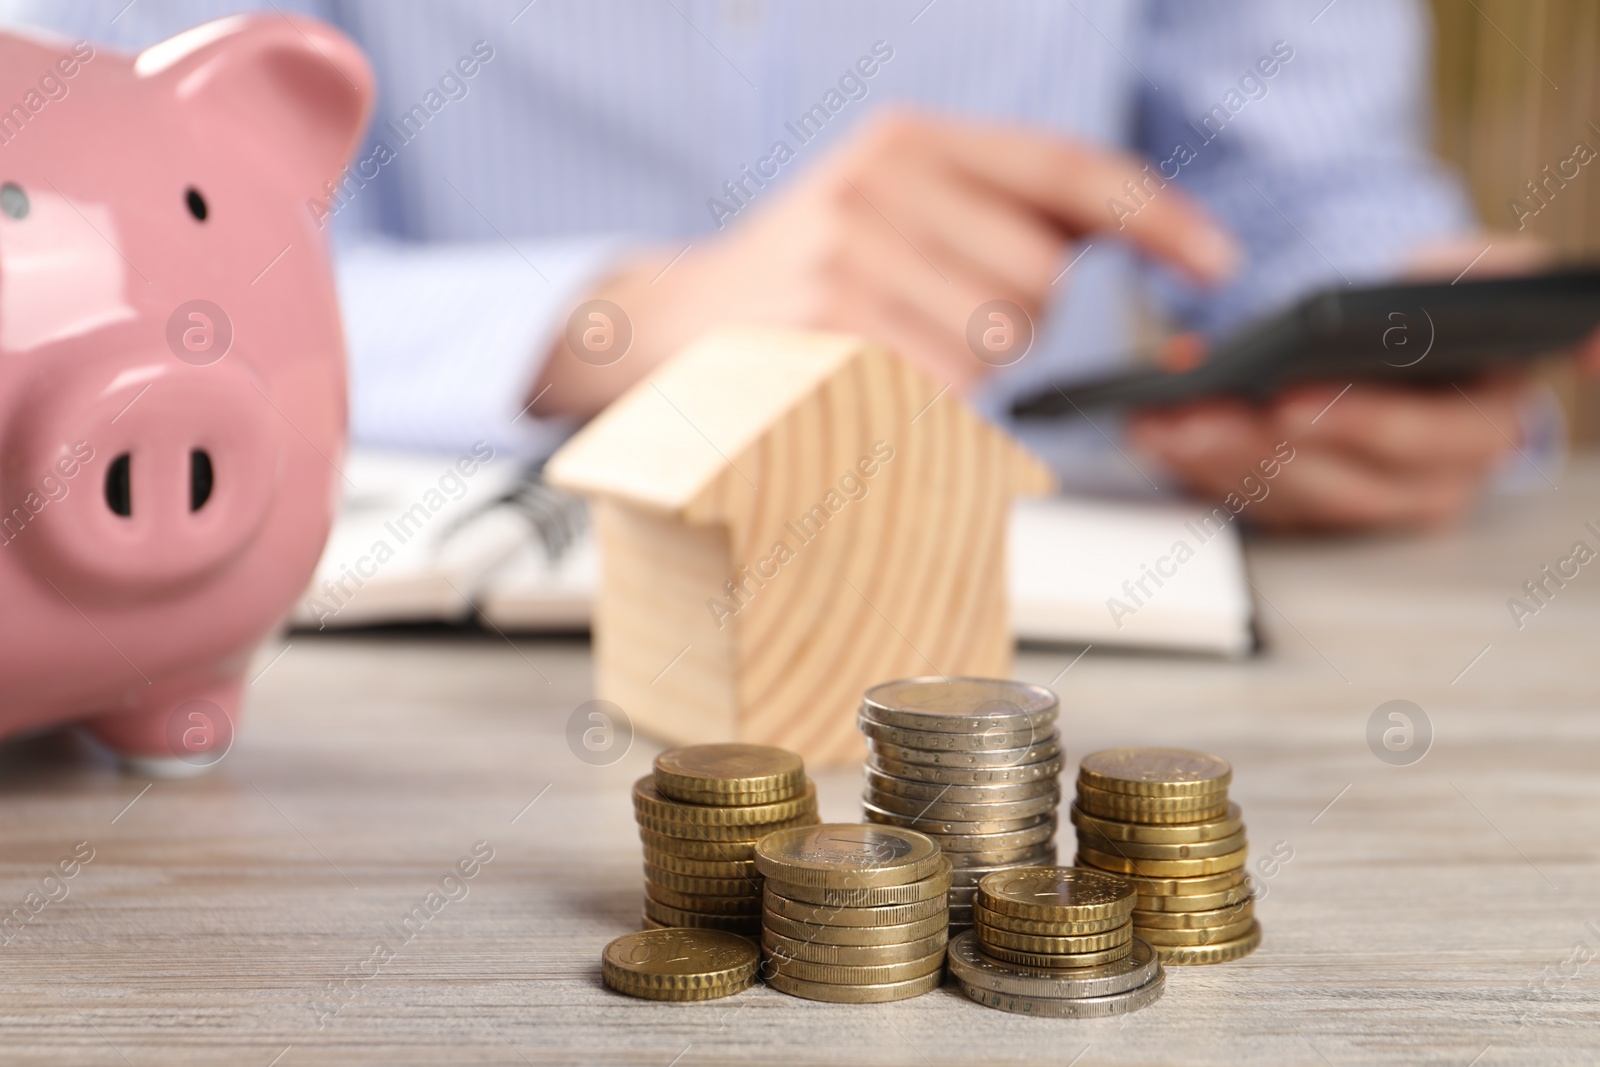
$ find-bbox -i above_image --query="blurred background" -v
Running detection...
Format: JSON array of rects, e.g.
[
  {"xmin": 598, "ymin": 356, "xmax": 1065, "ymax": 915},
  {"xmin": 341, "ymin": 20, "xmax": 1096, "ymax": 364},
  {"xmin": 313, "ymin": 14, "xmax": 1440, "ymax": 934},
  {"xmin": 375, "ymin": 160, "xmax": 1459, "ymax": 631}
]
[{"xmin": 1432, "ymin": 0, "xmax": 1600, "ymax": 440}]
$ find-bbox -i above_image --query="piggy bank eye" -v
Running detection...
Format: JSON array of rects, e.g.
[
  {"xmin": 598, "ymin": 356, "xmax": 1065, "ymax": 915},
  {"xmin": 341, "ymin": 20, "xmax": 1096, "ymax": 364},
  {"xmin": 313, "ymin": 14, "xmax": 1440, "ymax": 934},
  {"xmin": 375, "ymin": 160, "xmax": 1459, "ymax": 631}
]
[
  {"xmin": 185, "ymin": 187, "xmax": 208, "ymax": 222},
  {"xmin": 1, "ymin": 182, "xmax": 28, "ymax": 220}
]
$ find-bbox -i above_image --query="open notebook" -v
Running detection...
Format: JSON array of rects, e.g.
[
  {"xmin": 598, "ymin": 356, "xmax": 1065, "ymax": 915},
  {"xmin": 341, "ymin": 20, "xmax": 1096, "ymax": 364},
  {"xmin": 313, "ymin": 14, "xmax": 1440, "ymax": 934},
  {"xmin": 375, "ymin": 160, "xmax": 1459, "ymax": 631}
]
[{"xmin": 292, "ymin": 449, "xmax": 1254, "ymax": 656}]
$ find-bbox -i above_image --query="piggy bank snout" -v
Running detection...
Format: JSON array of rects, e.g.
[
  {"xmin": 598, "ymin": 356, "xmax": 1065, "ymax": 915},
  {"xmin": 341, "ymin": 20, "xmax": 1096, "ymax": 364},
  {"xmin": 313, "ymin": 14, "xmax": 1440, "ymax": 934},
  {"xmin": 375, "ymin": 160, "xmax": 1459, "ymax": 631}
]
[{"xmin": 7, "ymin": 358, "xmax": 281, "ymax": 596}]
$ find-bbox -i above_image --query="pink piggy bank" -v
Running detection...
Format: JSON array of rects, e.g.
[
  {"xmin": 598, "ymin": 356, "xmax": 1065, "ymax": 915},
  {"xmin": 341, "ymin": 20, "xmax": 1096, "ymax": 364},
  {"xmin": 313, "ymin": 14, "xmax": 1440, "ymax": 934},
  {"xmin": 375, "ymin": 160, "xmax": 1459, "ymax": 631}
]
[{"xmin": 0, "ymin": 17, "xmax": 372, "ymax": 773}]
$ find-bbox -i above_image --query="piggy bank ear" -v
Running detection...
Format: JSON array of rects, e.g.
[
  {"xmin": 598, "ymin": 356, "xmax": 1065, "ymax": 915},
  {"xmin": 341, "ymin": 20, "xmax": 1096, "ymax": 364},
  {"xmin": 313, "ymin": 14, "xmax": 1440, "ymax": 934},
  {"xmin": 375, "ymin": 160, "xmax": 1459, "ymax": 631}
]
[{"xmin": 135, "ymin": 14, "xmax": 373, "ymax": 196}]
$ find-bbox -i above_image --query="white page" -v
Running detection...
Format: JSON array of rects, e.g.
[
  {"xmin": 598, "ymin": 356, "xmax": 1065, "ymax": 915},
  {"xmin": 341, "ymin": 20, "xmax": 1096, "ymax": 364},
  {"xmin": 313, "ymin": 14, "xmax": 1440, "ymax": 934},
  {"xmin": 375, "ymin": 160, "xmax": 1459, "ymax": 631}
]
[
  {"xmin": 300, "ymin": 450, "xmax": 1254, "ymax": 656},
  {"xmin": 1009, "ymin": 496, "xmax": 1254, "ymax": 656}
]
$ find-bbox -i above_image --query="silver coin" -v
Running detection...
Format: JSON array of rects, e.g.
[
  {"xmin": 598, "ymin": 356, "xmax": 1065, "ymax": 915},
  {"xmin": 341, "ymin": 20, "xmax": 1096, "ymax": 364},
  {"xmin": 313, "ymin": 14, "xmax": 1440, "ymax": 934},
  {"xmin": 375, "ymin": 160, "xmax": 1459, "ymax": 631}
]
[
  {"xmin": 955, "ymin": 970, "xmax": 1164, "ymax": 1018},
  {"xmin": 864, "ymin": 802, "xmax": 1052, "ymax": 837},
  {"xmin": 866, "ymin": 768, "xmax": 1062, "ymax": 804},
  {"xmin": 947, "ymin": 851, "xmax": 1062, "ymax": 883},
  {"xmin": 870, "ymin": 752, "xmax": 1064, "ymax": 786},
  {"xmin": 861, "ymin": 677, "xmax": 1058, "ymax": 734},
  {"xmin": 870, "ymin": 790, "xmax": 1056, "ymax": 825},
  {"xmin": 949, "ymin": 853, "xmax": 1058, "ymax": 882},
  {"xmin": 931, "ymin": 820, "xmax": 1059, "ymax": 854},
  {"xmin": 865, "ymin": 789, "xmax": 1057, "ymax": 823},
  {"xmin": 955, "ymin": 972, "xmax": 1164, "ymax": 1018},
  {"xmin": 947, "ymin": 930, "xmax": 1161, "ymax": 999},
  {"xmin": 946, "ymin": 846, "xmax": 1057, "ymax": 875},
  {"xmin": 868, "ymin": 734, "xmax": 1062, "ymax": 769},
  {"xmin": 859, "ymin": 717, "xmax": 1043, "ymax": 753}
]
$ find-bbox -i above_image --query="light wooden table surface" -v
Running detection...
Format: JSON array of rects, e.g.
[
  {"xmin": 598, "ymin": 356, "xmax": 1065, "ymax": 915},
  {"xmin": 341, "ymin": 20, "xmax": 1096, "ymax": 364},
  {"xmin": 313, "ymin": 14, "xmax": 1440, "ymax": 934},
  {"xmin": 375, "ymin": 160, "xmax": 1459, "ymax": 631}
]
[{"xmin": 4, "ymin": 460, "xmax": 1600, "ymax": 1067}]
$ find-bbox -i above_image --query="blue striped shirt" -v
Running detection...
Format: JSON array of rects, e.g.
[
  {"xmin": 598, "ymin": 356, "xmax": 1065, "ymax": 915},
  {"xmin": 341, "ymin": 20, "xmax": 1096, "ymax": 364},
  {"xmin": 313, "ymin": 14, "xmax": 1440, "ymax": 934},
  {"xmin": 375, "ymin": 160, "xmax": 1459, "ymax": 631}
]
[{"xmin": 0, "ymin": 0, "xmax": 1474, "ymax": 473}]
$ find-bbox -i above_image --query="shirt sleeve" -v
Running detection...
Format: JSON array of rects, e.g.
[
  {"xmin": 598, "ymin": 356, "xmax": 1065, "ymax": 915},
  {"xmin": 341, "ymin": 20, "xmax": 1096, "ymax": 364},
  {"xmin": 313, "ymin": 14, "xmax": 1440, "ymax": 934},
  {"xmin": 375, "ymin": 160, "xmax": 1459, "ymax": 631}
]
[
  {"xmin": 0, "ymin": 0, "xmax": 629, "ymax": 460},
  {"xmin": 1134, "ymin": 0, "xmax": 1479, "ymax": 335},
  {"xmin": 333, "ymin": 234, "xmax": 627, "ymax": 458}
]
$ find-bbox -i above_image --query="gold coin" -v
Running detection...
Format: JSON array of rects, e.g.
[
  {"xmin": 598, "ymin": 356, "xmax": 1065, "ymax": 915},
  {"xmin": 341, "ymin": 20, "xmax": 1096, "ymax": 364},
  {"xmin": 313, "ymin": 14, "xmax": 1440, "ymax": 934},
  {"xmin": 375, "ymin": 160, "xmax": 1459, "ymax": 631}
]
[
  {"xmin": 653, "ymin": 743, "xmax": 805, "ymax": 804},
  {"xmin": 1074, "ymin": 829, "xmax": 1247, "ymax": 860},
  {"xmin": 644, "ymin": 886, "xmax": 762, "ymax": 915},
  {"xmin": 1137, "ymin": 916, "xmax": 1256, "ymax": 946},
  {"xmin": 633, "ymin": 776, "xmax": 817, "ymax": 826},
  {"xmin": 976, "ymin": 921, "xmax": 1131, "ymax": 955},
  {"xmin": 764, "ymin": 968, "xmax": 943, "ymax": 1003},
  {"xmin": 634, "ymin": 810, "xmax": 819, "ymax": 842},
  {"xmin": 1131, "ymin": 899, "xmax": 1254, "ymax": 930},
  {"xmin": 655, "ymin": 783, "xmax": 802, "ymax": 807},
  {"xmin": 641, "ymin": 896, "xmax": 761, "ymax": 934},
  {"xmin": 601, "ymin": 928, "xmax": 759, "ymax": 1001},
  {"xmin": 977, "ymin": 938, "xmax": 1133, "ymax": 969},
  {"xmin": 970, "ymin": 903, "xmax": 1129, "ymax": 937},
  {"xmin": 764, "ymin": 949, "xmax": 946, "ymax": 985},
  {"xmin": 1069, "ymin": 802, "xmax": 1243, "ymax": 844},
  {"xmin": 762, "ymin": 928, "xmax": 948, "ymax": 966},
  {"xmin": 976, "ymin": 866, "xmax": 1135, "ymax": 924},
  {"xmin": 763, "ymin": 858, "xmax": 952, "ymax": 907},
  {"xmin": 1077, "ymin": 845, "xmax": 1247, "ymax": 878},
  {"xmin": 643, "ymin": 864, "xmax": 761, "ymax": 897},
  {"xmin": 637, "ymin": 829, "xmax": 762, "ymax": 860},
  {"xmin": 1121, "ymin": 867, "xmax": 1248, "ymax": 897},
  {"xmin": 642, "ymin": 848, "xmax": 760, "ymax": 879},
  {"xmin": 761, "ymin": 909, "xmax": 949, "ymax": 946},
  {"xmin": 860, "ymin": 677, "xmax": 1059, "ymax": 734},
  {"xmin": 1075, "ymin": 784, "xmax": 1230, "ymax": 824},
  {"xmin": 754, "ymin": 823, "xmax": 943, "ymax": 889},
  {"xmin": 1133, "ymin": 882, "xmax": 1253, "ymax": 912},
  {"xmin": 761, "ymin": 889, "xmax": 947, "ymax": 927},
  {"xmin": 1077, "ymin": 748, "xmax": 1231, "ymax": 798},
  {"xmin": 1152, "ymin": 920, "xmax": 1261, "ymax": 964}
]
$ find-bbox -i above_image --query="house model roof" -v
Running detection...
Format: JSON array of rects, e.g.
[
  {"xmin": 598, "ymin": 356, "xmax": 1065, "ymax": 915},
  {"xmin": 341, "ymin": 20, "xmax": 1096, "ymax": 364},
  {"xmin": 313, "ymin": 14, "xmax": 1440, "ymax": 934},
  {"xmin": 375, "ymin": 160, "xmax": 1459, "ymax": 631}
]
[{"xmin": 546, "ymin": 327, "xmax": 1051, "ymax": 516}]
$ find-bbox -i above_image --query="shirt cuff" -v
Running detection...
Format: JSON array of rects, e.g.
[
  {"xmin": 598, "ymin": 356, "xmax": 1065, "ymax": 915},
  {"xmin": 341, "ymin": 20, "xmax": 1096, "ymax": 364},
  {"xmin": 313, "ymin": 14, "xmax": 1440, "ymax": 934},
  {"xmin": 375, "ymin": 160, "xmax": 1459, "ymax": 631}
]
[{"xmin": 1492, "ymin": 380, "xmax": 1567, "ymax": 493}]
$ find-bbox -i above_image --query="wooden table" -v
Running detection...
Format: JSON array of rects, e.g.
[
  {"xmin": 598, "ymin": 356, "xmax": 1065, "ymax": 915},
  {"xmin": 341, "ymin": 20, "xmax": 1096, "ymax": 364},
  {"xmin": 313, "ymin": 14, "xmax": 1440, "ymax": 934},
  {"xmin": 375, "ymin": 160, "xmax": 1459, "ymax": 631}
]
[{"xmin": 4, "ymin": 459, "xmax": 1600, "ymax": 1067}]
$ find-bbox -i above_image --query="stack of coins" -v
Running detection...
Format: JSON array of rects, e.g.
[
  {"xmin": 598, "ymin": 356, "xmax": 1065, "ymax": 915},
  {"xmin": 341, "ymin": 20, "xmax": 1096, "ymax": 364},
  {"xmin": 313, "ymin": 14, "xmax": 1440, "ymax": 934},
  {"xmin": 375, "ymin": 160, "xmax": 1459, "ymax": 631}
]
[
  {"xmin": 601, "ymin": 927, "xmax": 760, "ymax": 1001},
  {"xmin": 857, "ymin": 677, "xmax": 1062, "ymax": 926},
  {"xmin": 634, "ymin": 743, "xmax": 819, "ymax": 936},
  {"xmin": 1071, "ymin": 747, "xmax": 1260, "ymax": 964},
  {"xmin": 951, "ymin": 866, "xmax": 1164, "ymax": 1018},
  {"xmin": 755, "ymin": 823, "xmax": 951, "ymax": 1003}
]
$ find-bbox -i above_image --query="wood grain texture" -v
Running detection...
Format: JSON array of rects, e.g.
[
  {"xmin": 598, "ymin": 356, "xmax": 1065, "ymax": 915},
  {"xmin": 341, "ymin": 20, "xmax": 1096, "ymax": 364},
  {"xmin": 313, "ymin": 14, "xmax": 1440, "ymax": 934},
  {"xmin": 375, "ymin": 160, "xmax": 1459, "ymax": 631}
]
[
  {"xmin": 3, "ymin": 460, "xmax": 1600, "ymax": 1066},
  {"xmin": 552, "ymin": 328, "xmax": 1054, "ymax": 766}
]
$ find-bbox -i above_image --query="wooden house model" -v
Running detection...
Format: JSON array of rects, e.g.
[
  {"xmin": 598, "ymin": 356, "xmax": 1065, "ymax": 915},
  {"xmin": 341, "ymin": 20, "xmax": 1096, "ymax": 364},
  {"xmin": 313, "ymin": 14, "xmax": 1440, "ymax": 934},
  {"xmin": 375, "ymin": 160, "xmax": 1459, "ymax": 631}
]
[{"xmin": 546, "ymin": 328, "xmax": 1054, "ymax": 765}]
